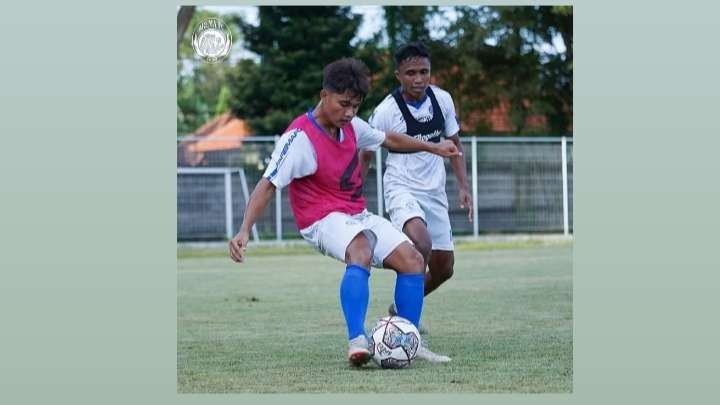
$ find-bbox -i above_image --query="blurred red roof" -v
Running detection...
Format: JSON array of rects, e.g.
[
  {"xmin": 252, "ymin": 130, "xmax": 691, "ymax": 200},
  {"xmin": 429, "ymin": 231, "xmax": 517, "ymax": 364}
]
[{"xmin": 188, "ymin": 112, "xmax": 252, "ymax": 153}]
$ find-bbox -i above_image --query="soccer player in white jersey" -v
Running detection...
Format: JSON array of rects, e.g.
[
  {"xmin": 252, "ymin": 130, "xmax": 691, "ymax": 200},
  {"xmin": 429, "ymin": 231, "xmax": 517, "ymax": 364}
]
[
  {"xmin": 361, "ymin": 42, "xmax": 472, "ymax": 362},
  {"xmin": 228, "ymin": 58, "xmax": 459, "ymax": 367}
]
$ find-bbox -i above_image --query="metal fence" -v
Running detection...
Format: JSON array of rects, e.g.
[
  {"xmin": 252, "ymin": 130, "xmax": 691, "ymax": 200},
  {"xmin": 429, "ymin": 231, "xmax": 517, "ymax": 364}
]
[{"xmin": 177, "ymin": 136, "xmax": 573, "ymax": 241}]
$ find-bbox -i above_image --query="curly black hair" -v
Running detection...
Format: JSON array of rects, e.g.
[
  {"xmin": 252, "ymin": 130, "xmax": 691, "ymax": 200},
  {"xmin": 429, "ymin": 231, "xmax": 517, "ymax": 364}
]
[{"xmin": 322, "ymin": 57, "xmax": 370, "ymax": 99}]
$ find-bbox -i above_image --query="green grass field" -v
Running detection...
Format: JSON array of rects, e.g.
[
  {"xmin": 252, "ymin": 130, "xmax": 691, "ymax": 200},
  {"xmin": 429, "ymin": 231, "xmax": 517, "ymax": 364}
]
[{"xmin": 178, "ymin": 242, "xmax": 573, "ymax": 393}]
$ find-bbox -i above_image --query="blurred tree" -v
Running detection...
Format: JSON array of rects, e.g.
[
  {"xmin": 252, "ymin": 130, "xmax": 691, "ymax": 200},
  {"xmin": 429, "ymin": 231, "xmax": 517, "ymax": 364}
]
[
  {"xmin": 384, "ymin": 6, "xmax": 432, "ymax": 50},
  {"xmin": 356, "ymin": 5, "xmax": 573, "ymax": 135},
  {"xmin": 178, "ymin": 6, "xmax": 572, "ymax": 137},
  {"xmin": 177, "ymin": 6, "xmax": 195, "ymax": 54},
  {"xmin": 352, "ymin": 33, "xmax": 389, "ymax": 120},
  {"xmin": 439, "ymin": 6, "xmax": 572, "ymax": 135},
  {"xmin": 177, "ymin": 64, "xmax": 234, "ymax": 134},
  {"xmin": 536, "ymin": 6, "xmax": 572, "ymax": 134},
  {"xmin": 228, "ymin": 6, "xmax": 362, "ymax": 135},
  {"xmin": 214, "ymin": 85, "xmax": 232, "ymax": 116},
  {"xmin": 487, "ymin": 6, "xmax": 572, "ymax": 134},
  {"xmin": 356, "ymin": 6, "xmax": 439, "ymax": 121}
]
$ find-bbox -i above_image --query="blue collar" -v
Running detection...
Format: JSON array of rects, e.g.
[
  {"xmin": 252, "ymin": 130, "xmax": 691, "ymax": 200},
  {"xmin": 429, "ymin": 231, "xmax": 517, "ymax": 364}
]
[
  {"xmin": 406, "ymin": 97, "xmax": 427, "ymax": 110},
  {"xmin": 307, "ymin": 109, "xmax": 343, "ymax": 141},
  {"xmin": 400, "ymin": 88, "xmax": 428, "ymax": 109}
]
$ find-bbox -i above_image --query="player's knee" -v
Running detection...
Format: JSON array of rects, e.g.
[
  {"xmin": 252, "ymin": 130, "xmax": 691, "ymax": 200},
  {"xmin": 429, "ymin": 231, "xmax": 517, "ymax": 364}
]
[
  {"xmin": 439, "ymin": 258, "xmax": 455, "ymax": 282},
  {"xmin": 440, "ymin": 264, "xmax": 454, "ymax": 282},
  {"xmin": 431, "ymin": 256, "xmax": 454, "ymax": 283},
  {"xmin": 402, "ymin": 248, "xmax": 425, "ymax": 275},
  {"xmin": 414, "ymin": 240, "xmax": 432, "ymax": 263},
  {"xmin": 345, "ymin": 234, "xmax": 373, "ymax": 268},
  {"xmin": 346, "ymin": 248, "xmax": 372, "ymax": 269}
]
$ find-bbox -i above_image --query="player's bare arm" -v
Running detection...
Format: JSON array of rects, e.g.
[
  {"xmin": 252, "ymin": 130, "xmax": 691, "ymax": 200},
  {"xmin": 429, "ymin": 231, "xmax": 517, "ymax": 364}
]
[
  {"xmin": 359, "ymin": 150, "xmax": 374, "ymax": 181},
  {"xmin": 382, "ymin": 131, "xmax": 460, "ymax": 157},
  {"xmin": 447, "ymin": 133, "xmax": 473, "ymax": 222},
  {"xmin": 229, "ymin": 178, "xmax": 276, "ymax": 263}
]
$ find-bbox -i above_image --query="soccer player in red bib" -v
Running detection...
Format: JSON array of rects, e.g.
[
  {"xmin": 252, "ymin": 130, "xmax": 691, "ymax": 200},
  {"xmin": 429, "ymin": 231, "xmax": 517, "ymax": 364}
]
[{"xmin": 228, "ymin": 58, "xmax": 459, "ymax": 367}]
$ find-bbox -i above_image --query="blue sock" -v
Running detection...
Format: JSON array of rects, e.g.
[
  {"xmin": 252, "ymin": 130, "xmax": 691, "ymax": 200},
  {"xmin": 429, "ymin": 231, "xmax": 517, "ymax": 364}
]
[
  {"xmin": 339, "ymin": 264, "xmax": 370, "ymax": 340},
  {"xmin": 394, "ymin": 272, "xmax": 425, "ymax": 330}
]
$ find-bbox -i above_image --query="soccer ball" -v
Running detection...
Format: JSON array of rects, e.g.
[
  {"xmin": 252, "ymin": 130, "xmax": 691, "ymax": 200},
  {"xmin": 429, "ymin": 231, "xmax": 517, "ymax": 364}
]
[{"xmin": 368, "ymin": 316, "xmax": 421, "ymax": 369}]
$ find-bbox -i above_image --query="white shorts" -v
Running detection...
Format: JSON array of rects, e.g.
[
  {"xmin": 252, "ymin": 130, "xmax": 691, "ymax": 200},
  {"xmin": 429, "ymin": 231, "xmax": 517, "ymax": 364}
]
[
  {"xmin": 299, "ymin": 210, "xmax": 411, "ymax": 268},
  {"xmin": 384, "ymin": 187, "xmax": 455, "ymax": 251}
]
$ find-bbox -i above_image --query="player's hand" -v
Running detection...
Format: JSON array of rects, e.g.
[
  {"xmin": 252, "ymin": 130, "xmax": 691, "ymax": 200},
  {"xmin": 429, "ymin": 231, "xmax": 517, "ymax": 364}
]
[
  {"xmin": 229, "ymin": 230, "xmax": 250, "ymax": 263},
  {"xmin": 434, "ymin": 140, "xmax": 461, "ymax": 158},
  {"xmin": 459, "ymin": 187, "xmax": 473, "ymax": 223}
]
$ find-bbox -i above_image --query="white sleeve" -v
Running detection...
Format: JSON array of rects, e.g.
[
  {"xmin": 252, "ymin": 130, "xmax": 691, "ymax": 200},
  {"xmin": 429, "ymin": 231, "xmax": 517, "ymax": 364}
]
[
  {"xmin": 369, "ymin": 100, "xmax": 399, "ymax": 134},
  {"xmin": 262, "ymin": 129, "xmax": 317, "ymax": 189},
  {"xmin": 352, "ymin": 116, "xmax": 386, "ymax": 151},
  {"xmin": 439, "ymin": 90, "xmax": 460, "ymax": 137},
  {"xmin": 368, "ymin": 106, "xmax": 387, "ymax": 132}
]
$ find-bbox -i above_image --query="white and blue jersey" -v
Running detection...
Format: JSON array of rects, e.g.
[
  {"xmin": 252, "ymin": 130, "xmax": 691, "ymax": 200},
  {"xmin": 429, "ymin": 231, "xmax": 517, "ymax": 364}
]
[
  {"xmin": 368, "ymin": 85, "xmax": 460, "ymax": 251},
  {"xmin": 368, "ymin": 85, "xmax": 460, "ymax": 192}
]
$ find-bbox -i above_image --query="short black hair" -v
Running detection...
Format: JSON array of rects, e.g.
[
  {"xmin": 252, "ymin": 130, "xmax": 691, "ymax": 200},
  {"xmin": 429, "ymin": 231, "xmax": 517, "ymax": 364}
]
[
  {"xmin": 322, "ymin": 58, "xmax": 370, "ymax": 99},
  {"xmin": 394, "ymin": 41, "xmax": 431, "ymax": 67}
]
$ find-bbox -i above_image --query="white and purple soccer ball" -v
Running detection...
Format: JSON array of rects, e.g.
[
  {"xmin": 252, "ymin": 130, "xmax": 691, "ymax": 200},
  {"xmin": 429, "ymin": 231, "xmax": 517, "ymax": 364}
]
[{"xmin": 368, "ymin": 316, "xmax": 421, "ymax": 369}]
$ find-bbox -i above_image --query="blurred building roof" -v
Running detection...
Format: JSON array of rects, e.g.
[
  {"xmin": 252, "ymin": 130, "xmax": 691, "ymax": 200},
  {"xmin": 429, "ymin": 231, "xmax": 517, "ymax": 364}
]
[
  {"xmin": 178, "ymin": 112, "xmax": 253, "ymax": 166},
  {"xmin": 188, "ymin": 112, "xmax": 252, "ymax": 153}
]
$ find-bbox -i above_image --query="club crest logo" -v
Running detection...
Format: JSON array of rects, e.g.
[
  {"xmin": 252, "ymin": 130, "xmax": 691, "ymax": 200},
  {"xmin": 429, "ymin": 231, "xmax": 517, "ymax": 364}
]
[{"xmin": 191, "ymin": 18, "xmax": 232, "ymax": 63}]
